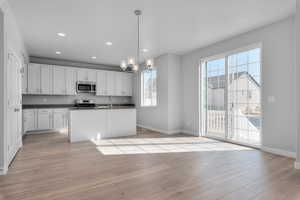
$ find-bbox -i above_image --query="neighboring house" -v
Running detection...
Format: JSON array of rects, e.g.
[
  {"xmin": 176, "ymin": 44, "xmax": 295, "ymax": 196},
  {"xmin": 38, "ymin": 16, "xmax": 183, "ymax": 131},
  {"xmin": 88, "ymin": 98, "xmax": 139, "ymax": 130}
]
[{"xmin": 207, "ymin": 72, "xmax": 261, "ymax": 115}]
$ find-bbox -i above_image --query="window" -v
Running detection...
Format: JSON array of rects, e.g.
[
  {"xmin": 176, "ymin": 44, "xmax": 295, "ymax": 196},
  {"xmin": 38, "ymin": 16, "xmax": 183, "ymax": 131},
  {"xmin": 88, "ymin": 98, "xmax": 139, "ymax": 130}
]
[{"xmin": 141, "ymin": 69, "xmax": 157, "ymax": 107}]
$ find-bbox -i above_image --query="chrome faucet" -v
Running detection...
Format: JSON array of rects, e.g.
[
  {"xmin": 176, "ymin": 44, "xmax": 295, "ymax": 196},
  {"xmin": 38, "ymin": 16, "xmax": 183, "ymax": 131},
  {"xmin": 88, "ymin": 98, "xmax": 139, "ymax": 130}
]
[{"xmin": 109, "ymin": 96, "xmax": 113, "ymax": 108}]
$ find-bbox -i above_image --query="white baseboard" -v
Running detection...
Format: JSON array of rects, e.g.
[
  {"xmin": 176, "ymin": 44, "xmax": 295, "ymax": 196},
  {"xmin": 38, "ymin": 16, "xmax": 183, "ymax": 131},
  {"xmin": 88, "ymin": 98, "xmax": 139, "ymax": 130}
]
[
  {"xmin": 0, "ymin": 167, "xmax": 8, "ymax": 176},
  {"xmin": 261, "ymin": 146, "xmax": 296, "ymax": 158},
  {"xmin": 181, "ymin": 129, "xmax": 198, "ymax": 136},
  {"xmin": 137, "ymin": 124, "xmax": 182, "ymax": 135},
  {"xmin": 25, "ymin": 129, "xmax": 57, "ymax": 135}
]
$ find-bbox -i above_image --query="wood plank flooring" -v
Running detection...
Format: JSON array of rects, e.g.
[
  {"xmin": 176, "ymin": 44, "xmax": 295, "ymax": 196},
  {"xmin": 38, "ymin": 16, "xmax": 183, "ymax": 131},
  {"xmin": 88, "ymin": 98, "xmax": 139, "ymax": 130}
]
[{"xmin": 0, "ymin": 128, "xmax": 300, "ymax": 200}]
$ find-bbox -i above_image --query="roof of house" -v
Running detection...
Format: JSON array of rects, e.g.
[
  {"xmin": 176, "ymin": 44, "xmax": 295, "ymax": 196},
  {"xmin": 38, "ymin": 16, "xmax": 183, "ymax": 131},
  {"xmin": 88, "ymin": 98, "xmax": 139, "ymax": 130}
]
[{"xmin": 208, "ymin": 71, "xmax": 260, "ymax": 89}]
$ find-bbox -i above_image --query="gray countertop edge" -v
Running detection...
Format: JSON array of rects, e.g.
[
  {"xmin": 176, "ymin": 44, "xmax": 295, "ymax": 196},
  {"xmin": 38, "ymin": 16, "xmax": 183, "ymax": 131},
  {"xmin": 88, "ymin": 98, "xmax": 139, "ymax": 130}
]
[{"xmin": 22, "ymin": 104, "xmax": 136, "ymax": 110}]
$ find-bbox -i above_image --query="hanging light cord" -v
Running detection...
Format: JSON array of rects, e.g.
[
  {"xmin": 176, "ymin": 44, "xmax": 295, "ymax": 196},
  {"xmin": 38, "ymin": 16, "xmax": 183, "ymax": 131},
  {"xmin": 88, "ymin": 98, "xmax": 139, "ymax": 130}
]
[{"xmin": 137, "ymin": 13, "xmax": 140, "ymax": 69}]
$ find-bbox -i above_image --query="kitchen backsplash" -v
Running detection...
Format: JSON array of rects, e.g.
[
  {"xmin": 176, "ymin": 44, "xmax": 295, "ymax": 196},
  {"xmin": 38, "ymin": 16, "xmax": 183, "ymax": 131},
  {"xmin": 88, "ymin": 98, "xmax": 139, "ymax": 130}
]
[{"xmin": 22, "ymin": 94, "xmax": 132, "ymax": 105}]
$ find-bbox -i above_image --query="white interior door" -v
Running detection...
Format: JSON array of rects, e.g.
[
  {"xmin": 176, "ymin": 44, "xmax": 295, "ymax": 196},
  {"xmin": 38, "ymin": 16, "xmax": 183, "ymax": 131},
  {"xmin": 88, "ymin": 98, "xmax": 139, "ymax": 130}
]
[
  {"xmin": 202, "ymin": 47, "xmax": 261, "ymax": 147},
  {"xmin": 7, "ymin": 50, "xmax": 22, "ymax": 163}
]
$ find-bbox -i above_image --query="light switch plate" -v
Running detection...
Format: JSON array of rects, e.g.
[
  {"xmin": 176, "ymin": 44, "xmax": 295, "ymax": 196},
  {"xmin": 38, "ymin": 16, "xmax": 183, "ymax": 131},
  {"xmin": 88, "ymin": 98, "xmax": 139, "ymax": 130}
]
[{"xmin": 268, "ymin": 96, "xmax": 275, "ymax": 103}]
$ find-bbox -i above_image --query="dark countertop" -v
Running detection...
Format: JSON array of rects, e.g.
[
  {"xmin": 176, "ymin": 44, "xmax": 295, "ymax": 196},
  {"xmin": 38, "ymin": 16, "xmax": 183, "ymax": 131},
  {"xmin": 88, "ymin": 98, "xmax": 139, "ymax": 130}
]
[{"xmin": 22, "ymin": 104, "xmax": 136, "ymax": 110}]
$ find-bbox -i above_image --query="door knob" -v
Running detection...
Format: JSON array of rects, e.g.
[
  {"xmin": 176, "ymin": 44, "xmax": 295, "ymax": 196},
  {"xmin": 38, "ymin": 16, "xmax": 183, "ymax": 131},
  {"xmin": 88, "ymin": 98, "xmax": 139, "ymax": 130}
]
[{"xmin": 14, "ymin": 108, "xmax": 20, "ymax": 112}]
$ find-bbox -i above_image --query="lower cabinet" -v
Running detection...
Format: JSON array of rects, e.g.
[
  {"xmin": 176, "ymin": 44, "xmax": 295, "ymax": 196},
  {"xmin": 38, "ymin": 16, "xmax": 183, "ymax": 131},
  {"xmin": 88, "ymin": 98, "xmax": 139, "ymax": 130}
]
[
  {"xmin": 37, "ymin": 109, "xmax": 52, "ymax": 130},
  {"xmin": 53, "ymin": 109, "xmax": 68, "ymax": 130},
  {"xmin": 23, "ymin": 108, "xmax": 68, "ymax": 134},
  {"xmin": 23, "ymin": 109, "xmax": 37, "ymax": 133}
]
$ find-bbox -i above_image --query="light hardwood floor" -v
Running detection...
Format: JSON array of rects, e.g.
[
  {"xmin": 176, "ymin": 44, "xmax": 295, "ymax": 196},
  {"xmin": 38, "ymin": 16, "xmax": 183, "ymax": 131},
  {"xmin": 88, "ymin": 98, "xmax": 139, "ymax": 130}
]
[{"xmin": 0, "ymin": 128, "xmax": 300, "ymax": 200}]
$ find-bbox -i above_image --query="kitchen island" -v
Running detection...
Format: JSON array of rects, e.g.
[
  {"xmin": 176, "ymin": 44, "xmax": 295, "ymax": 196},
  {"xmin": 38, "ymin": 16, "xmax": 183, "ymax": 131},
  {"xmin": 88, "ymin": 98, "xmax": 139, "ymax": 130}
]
[{"xmin": 68, "ymin": 107, "xmax": 136, "ymax": 143}]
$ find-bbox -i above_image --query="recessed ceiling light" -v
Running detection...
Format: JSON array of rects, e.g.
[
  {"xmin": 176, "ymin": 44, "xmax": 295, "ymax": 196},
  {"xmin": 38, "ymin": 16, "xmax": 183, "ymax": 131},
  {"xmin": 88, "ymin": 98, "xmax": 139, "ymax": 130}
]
[
  {"xmin": 105, "ymin": 41, "xmax": 113, "ymax": 46},
  {"xmin": 91, "ymin": 56, "xmax": 97, "ymax": 59},
  {"xmin": 141, "ymin": 48, "xmax": 148, "ymax": 52},
  {"xmin": 57, "ymin": 32, "xmax": 66, "ymax": 37},
  {"xmin": 55, "ymin": 51, "xmax": 61, "ymax": 55}
]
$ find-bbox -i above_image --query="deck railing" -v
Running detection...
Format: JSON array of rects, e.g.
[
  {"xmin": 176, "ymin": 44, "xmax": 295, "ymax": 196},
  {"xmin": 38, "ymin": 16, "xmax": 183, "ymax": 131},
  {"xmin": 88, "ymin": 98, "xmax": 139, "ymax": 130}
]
[{"xmin": 207, "ymin": 109, "xmax": 260, "ymax": 144}]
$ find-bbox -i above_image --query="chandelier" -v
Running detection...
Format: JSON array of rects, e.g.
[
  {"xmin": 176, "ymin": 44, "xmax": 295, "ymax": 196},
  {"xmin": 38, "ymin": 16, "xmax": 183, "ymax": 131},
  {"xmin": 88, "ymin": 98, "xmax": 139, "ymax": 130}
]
[{"xmin": 120, "ymin": 10, "xmax": 154, "ymax": 72}]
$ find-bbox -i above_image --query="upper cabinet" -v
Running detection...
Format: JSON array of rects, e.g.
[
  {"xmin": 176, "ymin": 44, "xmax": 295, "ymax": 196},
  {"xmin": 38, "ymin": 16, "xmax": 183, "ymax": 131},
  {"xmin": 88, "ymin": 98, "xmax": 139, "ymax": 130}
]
[
  {"xmin": 77, "ymin": 68, "xmax": 88, "ymax": 82},
  {"xmin": 114, "ymin": 72, "xmax": 123, "ymax": 96},
  {"xmin": 65, "ymin": 68, "xmax": 77, "ymax": 95},
  {"xmin": 96, "ymin": 70, "xmax": 107, "ymax": 96},
  {"xmin": 22, "ymin": 64, "xmax": 28, "ymax": 94},
  {"xmin": 122, "ymin": 73, "xmax": 133, "ymax": 96},
  {"xmin": 40, "ymin": 65, "xmax": 53, "ymax": 95},
  {"xmin": 28, "ymin": 63, "xmax": 41, "ymax": 94},
  {"xmin": 26, "ymin": 63, "xmax": 133, "ymax": 97},
  {"xmin": 106, "ymin": 71, "xmax": 115, "ymax": 96},
  {"xmin": 53, "ymin": 66, "xmax": 66, "ymax": 95},
  {"xmin": 77, "ymin": 68, "xmax": 97, "ymax": 82},
  {"xmin": 88, "ymin": 69, "xmax": 97, "ymax": 82}
]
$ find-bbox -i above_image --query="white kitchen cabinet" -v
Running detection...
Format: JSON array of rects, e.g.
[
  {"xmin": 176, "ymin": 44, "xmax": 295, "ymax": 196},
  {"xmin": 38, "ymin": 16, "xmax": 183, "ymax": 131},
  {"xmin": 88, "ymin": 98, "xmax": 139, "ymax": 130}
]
[
  {"xmin": 122, "ymin": 73, "xmax": 133, "ymax": 96},
  {"xmin": 69, "ymin": 108, "xmax": 136, "ymax": 142},
  {"xmin": 77, "ymin": 68, "xmax": 96, "ymax": 82},
  {"xmin": 23, "ymin": 109, "xmax": 36, "ymax": 133},
  {"xmin": 28, "ymin": 63, "xmax": 41, "ymax": 94},
  {"xmin": 23, "ymin": 108, "xmax": 69, "ymax": 134},
  {"xmin": 106, "ymin": 71, "xmax": 115, "ymax": 96},
  {"xmin": 69, "ymin": 109, "xmax": 108, "ymax": 142},
  {"xmin": 65, "ymin": 68, "xmax": 77, "ymax": 95},
  {"xmin": 107, "ymin": 109, "xmax": 136, "ymax": 138},
  {"xmin": 27, "ymin": 63, "xmax": 133, "ymax": 97},
  {"xmin": 53, "ymin": 109, "xmax": 68, "ymax": 130},
  {"xmin": 96, "ymin": 70, "xmax": 107, "ymax": 96},
  {"xmin": 77, "ymin": 68, "xmax": 88, "ymax": 81},
  {"xmin": 53, "ymin": 66, "xmax": 66, "ymax": 95},
  {"xmin": 37, "ymin": 109, "xmax": 53, "ymax": 130},
  {"xmin": 40, "ymin": 65, "xmax": 53, "ymax": 95},
  {"xmin": 114, "ymin": 72, "xmax": 123, "ymax": 96},
  {"xmin": 22, "ymin": 63, "xmax": 28, "ymax": 94},
  {"xmin": 88, "ymin": 69, "xmax": 97, "ymax": 82}
]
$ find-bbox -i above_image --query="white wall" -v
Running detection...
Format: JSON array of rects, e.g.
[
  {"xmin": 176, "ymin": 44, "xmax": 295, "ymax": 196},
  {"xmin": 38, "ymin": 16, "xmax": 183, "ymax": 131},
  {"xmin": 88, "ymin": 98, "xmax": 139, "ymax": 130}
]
[
  {"xmin": 135, "ymin": 54, "xmax": 182, "ymax": 134},
  {"xmin": 167, "ymin": 54, "xmax": 182, "ymax": 132},
  {"xmin": 0, "ymin": 7, "xmax": 6, "ymax": 174},
  {"xmin": 182, "ymin": 17, "xmax": 297, "ymax": 153},
  {"xmin": 22, "ymin": 94, "xmax": 131, "ymax": 105},
  {"xmin": 136, "ymin": 55, "xmax": 169, "ymax": 132},
  {"xmin": 296, "ymin": 0, "xmax": 300, "ymax": 166}
]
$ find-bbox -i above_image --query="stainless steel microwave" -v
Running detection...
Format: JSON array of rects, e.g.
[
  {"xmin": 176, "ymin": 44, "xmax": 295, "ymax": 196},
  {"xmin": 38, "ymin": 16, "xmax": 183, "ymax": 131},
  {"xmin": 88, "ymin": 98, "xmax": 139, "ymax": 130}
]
[{"xmin": 76, "ymin": 81, "xmax": 96, "ymax": 93}]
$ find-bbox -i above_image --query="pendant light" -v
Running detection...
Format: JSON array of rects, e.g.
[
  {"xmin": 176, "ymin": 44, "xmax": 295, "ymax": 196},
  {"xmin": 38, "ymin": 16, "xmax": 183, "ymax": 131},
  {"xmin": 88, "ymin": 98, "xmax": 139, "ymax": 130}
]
[{"xmin": 120, "ymin": 10, "xmax": 154, "ymax": 72}]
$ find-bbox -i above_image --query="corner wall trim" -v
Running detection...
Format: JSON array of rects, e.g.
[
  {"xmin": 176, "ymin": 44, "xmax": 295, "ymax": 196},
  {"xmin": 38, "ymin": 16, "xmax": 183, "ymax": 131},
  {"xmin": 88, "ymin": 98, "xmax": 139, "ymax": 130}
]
[
  {"xmin": 261, "ymin": 146, "xmax": 296, "ymax": 158},
  {"xmin": 295, "ymin": 162, "xmax": 300, "ymax": 169}
]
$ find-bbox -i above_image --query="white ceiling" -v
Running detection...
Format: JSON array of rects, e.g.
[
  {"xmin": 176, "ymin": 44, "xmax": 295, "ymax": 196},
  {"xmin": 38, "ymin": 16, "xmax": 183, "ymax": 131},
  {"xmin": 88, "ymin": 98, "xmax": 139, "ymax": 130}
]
[{"xmin": 8, "ymin": 0, "xmax": 296, "ymax": 66}]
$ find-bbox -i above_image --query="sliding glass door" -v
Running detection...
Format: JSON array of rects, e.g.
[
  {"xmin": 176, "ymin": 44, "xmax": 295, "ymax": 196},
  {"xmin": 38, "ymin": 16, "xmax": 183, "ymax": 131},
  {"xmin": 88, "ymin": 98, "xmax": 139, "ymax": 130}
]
[
  {"xmin": 202, "ymin": 47, "xmax": 261, "ymax": 147},
  {"xmin": 205, "ymin": 58, "xmax": 226, "ymax": 139}
]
